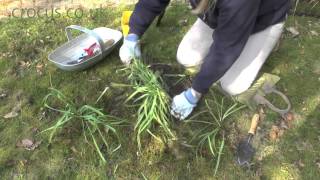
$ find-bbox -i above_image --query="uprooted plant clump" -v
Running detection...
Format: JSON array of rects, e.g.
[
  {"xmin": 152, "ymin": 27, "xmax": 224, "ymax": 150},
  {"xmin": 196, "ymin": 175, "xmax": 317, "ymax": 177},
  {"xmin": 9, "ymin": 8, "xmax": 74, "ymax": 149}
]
[
  {"xmin": 118, "ymin": 60, "xmax": 177, "ymax": 150},
  {"xmin": 114, "ymin": 59, "xmax": 246, "ymax": 175},
  {"xmin": 41, "ymin": 88, "xmax": 127, "ymax": 163}
]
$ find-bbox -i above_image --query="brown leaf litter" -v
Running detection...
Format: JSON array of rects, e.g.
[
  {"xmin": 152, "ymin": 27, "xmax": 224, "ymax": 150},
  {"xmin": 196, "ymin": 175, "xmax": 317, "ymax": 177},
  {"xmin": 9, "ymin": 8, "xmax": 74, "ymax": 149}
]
[
  {"xmin": 16, "ymin": 139, "xmax": 41, "ymax": 151},
  {"xmin": 3, "ymin": 90, "xmax": 28, "ymax": 119},
  {"xmin": 269, "ymin": 112, "xmax": 295, "ymax": 141}
]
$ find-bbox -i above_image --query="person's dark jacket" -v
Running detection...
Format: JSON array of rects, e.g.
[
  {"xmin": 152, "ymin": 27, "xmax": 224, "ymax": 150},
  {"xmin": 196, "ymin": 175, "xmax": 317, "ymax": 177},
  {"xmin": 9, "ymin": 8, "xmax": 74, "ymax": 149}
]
[{"xmin": 129, "ymin": 0, "xmax": 291, "ymax": 94}]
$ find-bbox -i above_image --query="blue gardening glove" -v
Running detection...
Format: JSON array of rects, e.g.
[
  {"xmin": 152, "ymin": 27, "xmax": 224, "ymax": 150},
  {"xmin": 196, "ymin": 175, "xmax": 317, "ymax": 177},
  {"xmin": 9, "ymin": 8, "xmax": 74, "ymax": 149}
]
[
  {"xmin": 171, "ymin": 88, "xmax": 202, "ymax": 120},
  {"xmin": 119, "ymin": 34, "xmax": 141, "ymax": 65}
]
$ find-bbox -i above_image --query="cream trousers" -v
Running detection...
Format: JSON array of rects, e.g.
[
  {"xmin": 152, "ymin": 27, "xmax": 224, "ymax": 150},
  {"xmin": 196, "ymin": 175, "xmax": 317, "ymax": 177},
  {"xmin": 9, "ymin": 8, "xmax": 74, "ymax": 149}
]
[{"xmin": 176, "ymin": 18, "xmax": 284, "ymax": 95}]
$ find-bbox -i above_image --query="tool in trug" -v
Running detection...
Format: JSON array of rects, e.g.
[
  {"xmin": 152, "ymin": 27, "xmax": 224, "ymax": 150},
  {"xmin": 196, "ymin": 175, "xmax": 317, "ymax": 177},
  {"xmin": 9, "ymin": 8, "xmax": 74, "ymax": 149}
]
[
  {"xmin": 236, "ymin": 113, "xmax": 260, "ymax": 166},
  {"xmin": 67, "ymin": 39, "xmax": 115, "ymax": 65}
]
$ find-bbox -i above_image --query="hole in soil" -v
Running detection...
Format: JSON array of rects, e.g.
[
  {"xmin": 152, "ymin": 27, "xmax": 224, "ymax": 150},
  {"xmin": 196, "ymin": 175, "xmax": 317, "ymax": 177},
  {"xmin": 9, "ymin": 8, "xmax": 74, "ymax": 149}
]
[{"xmin": 149, "ymin": 63, "xmax": 192, "ymax": 97}]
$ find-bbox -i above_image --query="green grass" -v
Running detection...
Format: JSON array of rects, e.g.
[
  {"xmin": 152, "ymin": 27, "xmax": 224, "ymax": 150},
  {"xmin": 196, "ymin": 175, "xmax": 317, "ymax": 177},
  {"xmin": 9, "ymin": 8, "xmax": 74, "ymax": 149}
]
[
  {"xmin": 42, "ymin": 88, "xmax": 126, "ymax": 163},
  {"xmin": 293, "ymin": 0, "xmax": 320, "ymax": 17},
  {"xmin": 186, "ymin": 91, "xmax": 245, "ymax": 175},
  {"xmin": 0, "ymin": 3, "xmax": 319, "ymax": 179}
]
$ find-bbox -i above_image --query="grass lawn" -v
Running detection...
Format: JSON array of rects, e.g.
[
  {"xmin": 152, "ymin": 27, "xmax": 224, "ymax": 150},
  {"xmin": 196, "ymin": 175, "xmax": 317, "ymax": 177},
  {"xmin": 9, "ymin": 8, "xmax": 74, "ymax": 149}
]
[{"xmin": 0, "ymin": 3, "xmax": 320, "ymax": 179}]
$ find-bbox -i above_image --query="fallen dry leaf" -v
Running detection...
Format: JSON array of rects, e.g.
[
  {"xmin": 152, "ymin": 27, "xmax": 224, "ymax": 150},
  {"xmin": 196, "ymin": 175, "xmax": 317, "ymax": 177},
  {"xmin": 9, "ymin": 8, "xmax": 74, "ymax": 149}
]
[
  {"xmin": 311, "ymin": 30, "xmax": 319, "ymax": 36},
  {"xmin": 0, "ymin": 93, "xmax": 7, "ymax": 99},
  {"xmin": 3, "ymin": 103, "xmax": 21, "ymax": 119},
  {"xmin": 36, "ymin": 63, "xmax": 44, "ymax": 75},
  {"xmin": 16, "ymin": 139, "xmax": 41, "ymax": 151},
  {"xmin": 286, "ymin": 27, "xmax": 300, "ymax": 37},
  {"xmin": 18, "ymin": 61, "xmax": 31, "ymax": 69},
  {"xmin": 296, "ymin": 159, "xmax": 305, "ymax": 168},
  {"xmin": 27, "ymin": 141, "xmax": 41, "ymax": 151},
  {"xmin": 283, "ymin": 112, "xmax": 295, "ymax": 128},
  {"xmin": 19, "ymin": 159, "xmax": 28, "ymax": 167},
  {"xmin": 178, "ymin": 19, "xmax": 188, "ymax": 26},
  {"xmin": 269, "ymin": 125, "xmax": 281, "ymax": 141},
  {"xmin": 4, "ymin": 111, "xmax": 19, "ymax": 119},
  {"xmin": 21, "ymin": 139, "xmax": 33, "ymax": 147},
  {"xmin": 71, "ymin": 146, "xmax": 78, "ymax": 153},
  {"xmin": 284, "ymin": 112, "xmax": 294, "ymax": 122}
]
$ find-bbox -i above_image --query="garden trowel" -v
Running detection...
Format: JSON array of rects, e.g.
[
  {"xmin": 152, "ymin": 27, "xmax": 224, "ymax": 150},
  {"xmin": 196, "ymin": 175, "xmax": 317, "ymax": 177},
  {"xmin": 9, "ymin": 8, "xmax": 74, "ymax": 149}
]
[{"xmin": 236, "ymin": 114, "xmax": 260, "ymax": 166}]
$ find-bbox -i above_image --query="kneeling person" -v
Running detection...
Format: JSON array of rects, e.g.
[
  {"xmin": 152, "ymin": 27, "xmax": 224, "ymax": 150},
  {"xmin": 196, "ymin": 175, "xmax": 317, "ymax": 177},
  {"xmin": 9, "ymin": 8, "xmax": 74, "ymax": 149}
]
[{"xmin": 119, "ymin": 0, "xmax": 291, "ymax": 120}]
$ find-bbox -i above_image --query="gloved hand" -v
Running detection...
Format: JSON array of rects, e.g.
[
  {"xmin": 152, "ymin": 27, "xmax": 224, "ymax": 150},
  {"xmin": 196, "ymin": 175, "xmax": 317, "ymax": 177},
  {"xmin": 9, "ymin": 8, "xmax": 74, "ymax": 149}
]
[
  {"xmin": 119, "ymin": 34, "xmax": 141, "ymax": 65},
  {"xmin": 171, "ymin": 88, "xmax": 202, "ymax": 120}
]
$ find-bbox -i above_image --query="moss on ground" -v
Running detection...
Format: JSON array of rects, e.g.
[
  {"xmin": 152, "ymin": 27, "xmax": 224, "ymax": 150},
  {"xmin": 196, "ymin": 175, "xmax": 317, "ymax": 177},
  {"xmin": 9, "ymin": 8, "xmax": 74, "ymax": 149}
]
[{"xmin": 0, "ymin": 3, "xmax": 319, "ymax": 179}]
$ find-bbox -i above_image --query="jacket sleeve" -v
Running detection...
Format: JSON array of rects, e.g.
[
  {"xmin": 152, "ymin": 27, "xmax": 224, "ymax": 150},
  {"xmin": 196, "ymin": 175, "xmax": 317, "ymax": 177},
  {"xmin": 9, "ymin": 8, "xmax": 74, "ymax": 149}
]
[
  {"xmin": 129, "ymin": 0, "xmax": 170, "ymax": 37},
  {"xmin": 192, "ymin": 0, "xmax": 261, "ymax": 94}
]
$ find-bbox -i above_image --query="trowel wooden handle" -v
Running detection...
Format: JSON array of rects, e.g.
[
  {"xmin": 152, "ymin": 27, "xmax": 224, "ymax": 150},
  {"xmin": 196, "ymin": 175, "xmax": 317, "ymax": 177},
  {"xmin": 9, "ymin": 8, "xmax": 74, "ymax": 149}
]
[{"xmin": 248, "ymin": 114, "xmax": 260, "ymax": 135}]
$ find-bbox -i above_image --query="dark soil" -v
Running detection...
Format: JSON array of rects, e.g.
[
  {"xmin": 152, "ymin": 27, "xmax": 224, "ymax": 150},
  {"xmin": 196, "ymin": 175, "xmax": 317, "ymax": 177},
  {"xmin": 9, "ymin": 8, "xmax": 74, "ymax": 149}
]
[{"xmin": 149, "ymin": 63, "xmax": 192, "ymax": 97}]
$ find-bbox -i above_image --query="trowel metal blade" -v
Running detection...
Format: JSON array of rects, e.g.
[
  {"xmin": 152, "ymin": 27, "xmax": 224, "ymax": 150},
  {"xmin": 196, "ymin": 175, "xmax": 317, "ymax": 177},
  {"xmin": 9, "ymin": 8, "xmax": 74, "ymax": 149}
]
[{"xmin": 236, "ymin": 140, "xmax": 255, "ymax": 166}]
